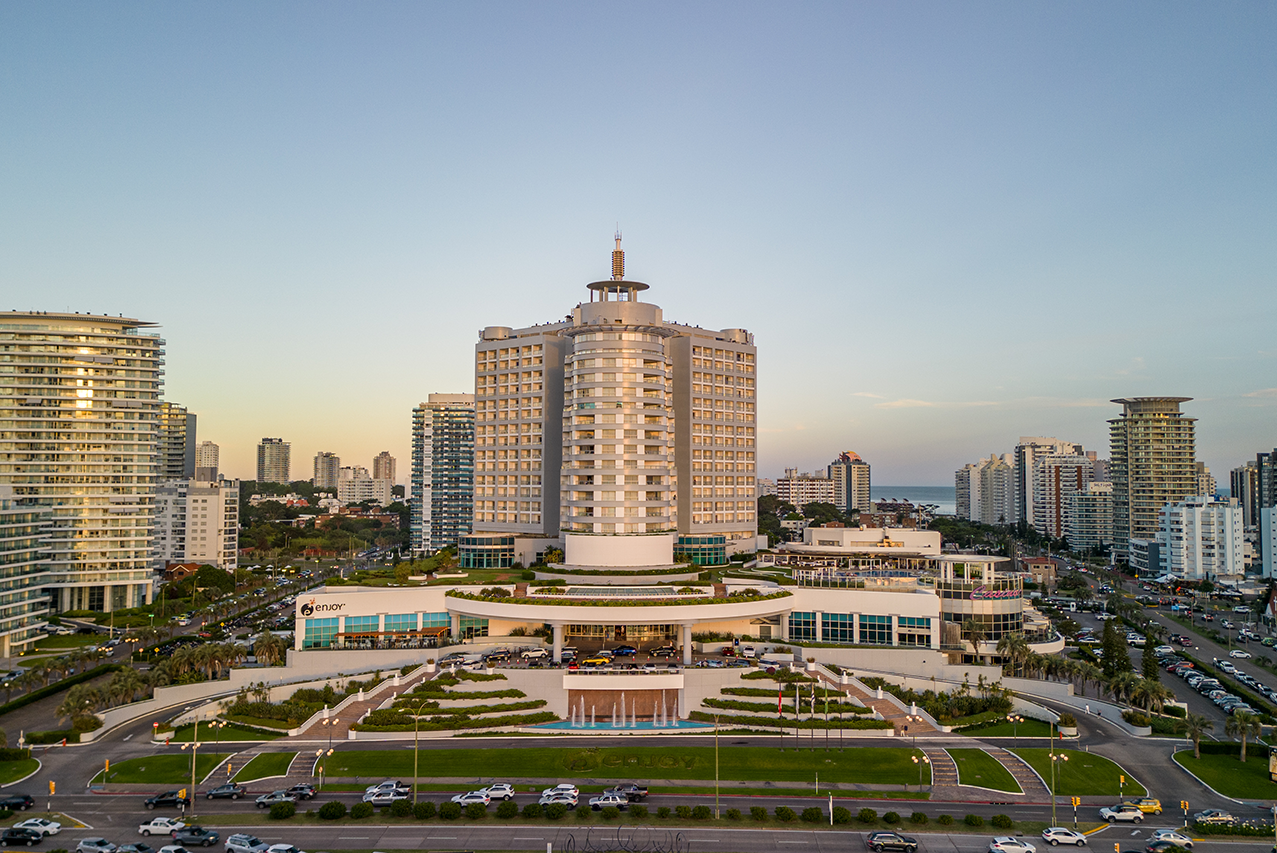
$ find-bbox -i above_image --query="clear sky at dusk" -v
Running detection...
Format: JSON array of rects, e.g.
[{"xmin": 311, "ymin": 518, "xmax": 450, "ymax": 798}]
[{"xmin": 2, "ymin": 3, "xmax": 1273, "ymax": 485}]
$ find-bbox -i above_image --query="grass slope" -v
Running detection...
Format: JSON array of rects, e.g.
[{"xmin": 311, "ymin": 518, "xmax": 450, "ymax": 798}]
[
  {"xmin": 958, "ymin": 718, "xmax": 1053, "ymax": 739},
  {"xmin": 234, "ymin": 752, "xmax": 296, "ymax": 782},
  {"xmin": 1011, "ymin": 748, "xmax": 1145, "ymax": 797},
  {"xmin": 165, "ymin": 722, "xmax": 282, "ymax": 742},
  {"xmin": 1174, "ymin": 743, "xmax": 1277, "ymax": 800},
  {"xmin": 326, "ymin": 746, "xmax": 927, "ymax": 785},
  {"xmin": 0, "ymin": 759, "xmax": 39, "ymax": 785},
  {"xmin": 949, "ymin": 749, "xmax": 1021, "ymax": 793},
  {"xmin": 94, "ymin": 752, "xmax": 232, "ymax": 784}
]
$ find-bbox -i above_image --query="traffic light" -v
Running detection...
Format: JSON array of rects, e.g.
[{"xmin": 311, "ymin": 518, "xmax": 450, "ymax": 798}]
[
  {"xmin": 1071, "ymin": 797, "xmax": 1080, "ymax": 807},
  {"xmin": 178, "ymin": 788, "xmax": 187, "ymax": 800},
  {"xmin": 48, "ymin": 781, "xmax": 54, "ymax": 795},
  {"xmin": 104, "ymin": 759, "xmax": 109, "ymax": 773},
  {"xmin": 1181, "ymin": 800, "xmax": 1189, "ymax": 810},
  {"xmin": 1119, "ymin": 775, "xmax": 1125, "ymax": 784}
]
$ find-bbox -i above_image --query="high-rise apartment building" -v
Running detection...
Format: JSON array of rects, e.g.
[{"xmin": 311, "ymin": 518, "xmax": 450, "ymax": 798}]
[
  {"xmin": 1262, "ymin": 507, "xmax": 1276, "ymax": 579},
  {"xmin": 776, "ymin": 469, "xmax": 835, "ymax": 509},
  {"xmin": 313, "ymin": 452, "xmax": 341, "ymax": 489},
  {"xmin": 1014, "ymin": 437, "xmax": 1083, "ymax": 527},
  {"xmin": 373, "ymin": 451, "xmax": 396, "ymax": 483},
  {"xmin": 0, "ymin": 312, "xmax": 163, "ymax": 612},
  {"xmin": 158, "ymin": 402, "xmax": 196, "ymax": 481},
  {"xmin": 195, "ymin": 441, "xmax": 220, "ymax": 481},
  {"xmin": 1158, "ymin": 495, "xmax": 1243, "ymax": 580},
  {"xmin": 1109, "ymin": 397, "xmax": 1197, "ymax": 558},
  {"xmin": 1066, "ymin": 481, "xmax": 1113, "ymax": 553},
  {"xmin": 955, "ymin": 454, "xmax": 1015, "ymax": 526},
  {"xmin": 465, "ymin": 238, "xmax": 757, "ymax": 567},
  {"xmin": 256, "ymin": 438, "xmax": 290, "ymax": 484},
  {"xmin": 410, "ymin": 394, "xmax": 476, "ymax": 554},
  {"xmin": 1032, "ymin": 454, "xmax": 1094, "ymax": 539},
  {"xmin": 0, "ymin": 486, "xmax": 51, "ymax": 657},
  {"xmin": 152, "ymin": 479, "xmax": 239, "ymax": 571},
  {"xmin": 337, "ymin": 466, "xmax": 392, "ymax": 505},
  {"xmin": 1195, "ymin": 462, "xmax": 1216, "ymax": 499},
  {"xmin": 828, "ymin": 452, "xmax": 871, "ymax": 514}
]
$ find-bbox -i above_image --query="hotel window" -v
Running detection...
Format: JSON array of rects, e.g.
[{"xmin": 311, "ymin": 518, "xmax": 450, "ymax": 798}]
[
  {"xmin": 897, "ymin": 617, "xmax": 931, "ymax": 647},
  {"xmin": 421, "ymin": 612, "xmax": 450, "ymax": 628},
  {"xmin": 858, "ymin": 614, "xmax": 892, "ymax": 645},
  {"xmin": 302, "ymin": 617, "xmax": 338, "ymax": 649},
  {"xmin": 820, "ymin": 612, "xmax": 854, "ymax": 643},
  {"xmin": 789, "ymin": 611, "xmax": 817, "ymax": 642},
  {"xmin": 384, "ymin": 614, "xmax": 417, "ymax": 633},
  {"xmin": 344, "ymin": 615, "xmax": 378, "ymax": 635}
]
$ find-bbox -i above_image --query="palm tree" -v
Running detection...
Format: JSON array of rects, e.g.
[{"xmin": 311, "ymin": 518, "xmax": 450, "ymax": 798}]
[
  {"xmin": 55, "ymin": 683, "xmax": 102, "ymax": 727},
  {"xmin": 963, "ymin": 620, "xmax": 988, "ymax": 659},
  {"xmin": 996, "ymin": 632, "xmax": 1031, "ymax": 677},
  {"xmin": 1226, "ymin": 710, "xmax": 1263, "ymax": 762},
  {"xmin": 107, "ymin": 668, "xmax": 145, "ymax": 706},
  {"xmin": 1184, "ymin": 713, "xmax": 1213, "ymax": 760},
  {"xmin": 1128, "ymin": 678, "xmax": 1172, "ymax": 713},
  {"xmin": 253, "ymin": 633, "xmax": 287, "ymax": 667},
  {"xmin": 1108, "ymin": 671, "xmax": 1139, "ymax": 704}
]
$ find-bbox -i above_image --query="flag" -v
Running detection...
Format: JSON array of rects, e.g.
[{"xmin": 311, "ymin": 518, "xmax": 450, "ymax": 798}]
[{"xmin": 778, "ymin": 683, "xmax": 783, "ymax": 717}]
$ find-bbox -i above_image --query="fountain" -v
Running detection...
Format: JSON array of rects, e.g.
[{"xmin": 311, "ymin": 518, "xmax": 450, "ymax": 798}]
[
  {"xmin": 661, "ymin": 694, "xmax": 669, "ymax": 727},
  {"xmin": 612, "ymin": 702, "xmax": 618, "ymax": 728},
  {"xmin": 631, "ymin": 697, "xmax": 637, "ymax": 727},
  {"xmin": 580, "ymin": 696, "xmax": 587, "ymax": 727},
  {"xmin": 620, "ymin": 692, "xmax": 625, "ymax": 727},
  {"xmin": 652, "ymin": 707, "xmax": 658, "ymax": 726},
  {"xmin": 591, "ymin": 705, "xmax": 596, "ymax": 727}
]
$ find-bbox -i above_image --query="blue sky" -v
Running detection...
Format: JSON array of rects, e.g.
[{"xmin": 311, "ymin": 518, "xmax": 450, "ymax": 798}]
[{"xmin": 2, "ymin": 3, "xmax": 1273, "ymax": 485}]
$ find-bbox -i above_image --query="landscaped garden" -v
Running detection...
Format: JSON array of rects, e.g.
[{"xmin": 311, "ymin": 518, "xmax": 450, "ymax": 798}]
[
  {"xmin": 351, "ymin": 671, "xmax": 556, "ymax": 732},
  {"xmin": 948, "ymin": 749, "xmax": 1020, "ymax": 793},
  {"xmin": 234, "ymin": 752, "xmax": 297, "ymax": 782},
  {"xmin": 93, "ymin": 752, "xmax": 232, "ymax": 784},
  {"xmin": 1174, "ymin": 742, "xmax": 1277, "ymax": 800}
]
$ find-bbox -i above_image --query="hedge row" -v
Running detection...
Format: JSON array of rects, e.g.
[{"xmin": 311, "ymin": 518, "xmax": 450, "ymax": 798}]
[
  {"xmin": 687, "ymin": 711, "xmax": 892, "ymax": 729},
  {"xmin": 352, "ymin": 710, "xmax": 558, "ymax": 732},
  {"xmin": 445, "ymin": 590, "xmax": 792, "ymax": 607},
  {"xmin": 702, "ymin": 697, "xmax": 873, "ymax": 716},
  {"xmin": 0, "ymin": 664, "xmax": 125, "ymax": 717}
]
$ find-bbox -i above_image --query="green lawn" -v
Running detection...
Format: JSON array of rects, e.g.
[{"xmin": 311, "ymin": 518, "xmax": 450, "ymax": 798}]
[
  {"xmin": 28, "ymin": 634, "xmax": 102, "ymax": 652},
  {"xmin": 949, "ymin": 749, "xmax": 1021, "ymax": 793},
  {"xmin": 93, "ymin": 752, "xmax": 232, "ymax": 784},
  {"xmin": 326, "ymin": 746, "xmax": 929, "ymax": 786},
  {"xmin": 0, "ymin": 759, "xmax": 40, "ymax": 785},
  {"xmin": 1011, "ymin": 748, "xmax": 1145, "ymax": 797},
  {"xmin": 235, "ymin": 752, "xmax": 296, "ymax": 782},
  {"xmin": 958, "ymin": 718, "xmax": 1053, "ymax": 739},
  {"xmin": 1174, "ymin": 744, "xmax": 1277, "ymax": 800},
  {"xmin": 164, "ymin": 722, "xmax": 282, "ymax": 742}
]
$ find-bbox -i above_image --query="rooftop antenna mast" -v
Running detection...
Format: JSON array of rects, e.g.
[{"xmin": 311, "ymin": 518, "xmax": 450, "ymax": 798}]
[{"xmin": 611, "ymin": 228, "xmax": 624, "ymax": 281}]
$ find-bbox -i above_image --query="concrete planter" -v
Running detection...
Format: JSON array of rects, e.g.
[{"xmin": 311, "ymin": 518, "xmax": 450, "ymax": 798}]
[
  {"xmin": 1058, "ymin": 725, "xmax": 1078, "ymax": 737},
  {"xmin": 806, "ymin": 661, "xmax": 817, "ymax": 672}
]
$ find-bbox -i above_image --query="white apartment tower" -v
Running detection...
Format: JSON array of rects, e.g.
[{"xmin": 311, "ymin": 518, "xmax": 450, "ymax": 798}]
[
  {"xmin": 1032, "ymin": 454, "xmax": 1094, "ymax": 539},
  {"xmin": 1159, "ymin": 495, "xmax": 1243, "ymax": 580},
  {"xmin": 313, "ymin": 452, "xmax": 340, "ymax": 489},
  {"xmin": 0, "ymin": 312, "xmax": 163, "ymax": 612},
  {"xmin": 195, "ymin": 441, "xmax": 219, "ymax": 481},
  {"xmin": 411, "ymin": 394, "xmax": 476, "ymax": 554},
  {"xmin": 828, "ymin": 451, "xmax": 871, "ymax": 514},
  {"xmin": 256, "ymin": 437, "xmax": 291, "ymax": 484},
  {"xmin": 1110, "ymin": 397, "xmax": 1197, "ymax": 557},
  {"xmin": 1014, "ymin": 437, "xmax": 1084, "ymax": 527},
  {"xmin": 776, "ymin": 469, "xmax": 835, "ymax": 509},
  {"xmin": 955, "ymin": 454, "xmax": 1015, "ymax": 526},
  {"xmin": 1066, "ymin": 481, "xmax": 1113, "ymax": 553},
  {"xmin": 152, "ymin": 478, "xmax": 240, "ymax": 571},
  {"xmin": 467, "ymin": 237, "xmax": 757, "ymax": 567}
]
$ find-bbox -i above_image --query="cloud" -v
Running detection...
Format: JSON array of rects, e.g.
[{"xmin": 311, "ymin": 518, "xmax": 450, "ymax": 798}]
[
  {"xmin": 852, "ymin": 392, "xmax": 885, "ymax": 399},
  {"xmin": 1244, "ymin": 388, "xmax": 1277, "ymax": 399},
  {"xmin": 875, "ymin": 399, "xmax": 998, "ymax": 409}
]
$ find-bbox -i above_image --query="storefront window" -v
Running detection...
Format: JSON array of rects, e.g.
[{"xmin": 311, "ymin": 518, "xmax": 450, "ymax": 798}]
[
  {"xmin": 384, "ymin": 614, "xmax": 417, "ymax": 633},
  {"xmin": 789, "ymin": 611, "xmax": 817, "ymax": 642},
  {"xmin": 303, "ymin": 617, "xmax": 339, "ymax": 649},
  {"xmin": 459, "ymin": 616, "xmax": 488, "ymax": 638},
  {"xmin": 897, "ymin": 616, "xmax": 931, "ymax": 647},
  {"xmin": 858, "ymin": 614, "xmax": 892, "ymax": 645},
  {"xmin": 344, "ymin": 615, "xmax": 378, "ymax": 634},
  {"xmin": 820, "ymin": 613, "xmax": 854, "ymax": 643},
  {"xmin": 422, "ymin": 612, "xmax": 450, "ymax": 628}
]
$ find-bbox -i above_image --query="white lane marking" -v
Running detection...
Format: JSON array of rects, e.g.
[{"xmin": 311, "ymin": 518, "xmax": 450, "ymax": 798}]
[
  {"xmin": 336, "ymin": 838, "xmax": 369, "ymax": 840},
  {"xmin": 426, "ymin": 837, "xmax": 458, "ymax": 841}
]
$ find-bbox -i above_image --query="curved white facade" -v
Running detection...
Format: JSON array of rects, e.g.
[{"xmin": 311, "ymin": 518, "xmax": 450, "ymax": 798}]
[{"xmin": 563, "ymin": 532, "xmax": 675, "ymax": 568}]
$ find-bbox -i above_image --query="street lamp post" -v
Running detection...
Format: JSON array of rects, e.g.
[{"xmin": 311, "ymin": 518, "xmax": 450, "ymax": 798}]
[
  {"xmin": 714, "ymin": 713, "xmax": 720, "ymax": 818},
  {"xmin": 315, "ymin": 748, "xmax": 333, "ymax": 789},
  {"xmin": 911, "ymin": 753, "xmax": 930, "ymax": 790},
  {"xmin": 1050, "ymin": 752, "xmax": 1069, "ymax": 825},
  {"xmin": 412, "ymin": 699, "xmax": 431, "ymax": 804},
  {"xmin": 209, "ymin": 720, "xmax": 226, "ymax": 763},
  {"xmin": 1007, "ymin": 714, "xmax": 1023, "ymax": 748},
  {"xmin": 179, "ymin": 718, "xmax": 200, "ymax": 820}
]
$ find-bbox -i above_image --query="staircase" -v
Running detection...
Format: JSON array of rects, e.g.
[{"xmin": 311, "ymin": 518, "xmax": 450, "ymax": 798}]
[
  {"xmin": 813, "ymin": 671, "xmax": 942, "ymax": 736},
  {"xmin": 293, "ymin": 667, "xmax": 436, "ymax": 740},
  {"xmin": 923, "ymin": 747, "xmax": 960, "ymax": 796},
  {"xmin": 982, "ymin": 746, "xmax": 1052, "ymax": 799}
]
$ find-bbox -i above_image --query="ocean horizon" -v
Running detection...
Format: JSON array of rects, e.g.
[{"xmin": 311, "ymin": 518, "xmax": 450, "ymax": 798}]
[{"xmin": 870, "ymin": 485, "xmax": 956, "ymax": 516}]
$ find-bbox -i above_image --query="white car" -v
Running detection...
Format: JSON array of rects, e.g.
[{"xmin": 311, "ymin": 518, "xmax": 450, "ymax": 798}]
[
  {"xmin": 450, "ymin": 791, "xmax": 490, "ymax": 807},
  {"xmin": 520, "ymin": 648, "xmax": 549, "ymax": 660},
  {"xmin": 363, "ymin": 780, "xmax": 407, "ymax": 795},
  {"xmin": 542, "ymin": 784, "xmax": 579, "ymax": 798},
  {"xmin": 1099, "ymin": 804, "xmax": 1144, "ymax": 823},
  {"xmin": 13, "ymin": 820, "xmax": 60, "ymax": 837},
  {"xmin": 157, "ymin": 847, "xmax": 190, "ymax": 853},
  {"xmin": 1149, "ymin": 830, "xmax": 1192, "ymax": 849},
  {"xmin": 482, "ymin": 783, "xmax": 515, "ymax": 800},
  {"xmin": 1230, "ymin": 649, "xmax": 1252, "ymax": 659},
  {"xmin": 265, "ymin": 846, "xmax": 304, "ymax": 853},
  {"xmin": 139, "ymin": 819, "xmax": 186, "ymax": 837},
  {"xmin": 362, "ymin": 790, "xmax": 408, "ymax": 806},
  {"xmin": 1154, "ymin": 645, "xmax": 1175, "ymax": 655},
  {"xmin": 989, "ymin": 838, "xmax": 1036, "ymax": 853},
  {"xmin": 1040, "ymin": 828, "xmax": 1086, "ymax": 847},
  {"xmin": 539, "ymin": 792, "xmax": 578, "ymax": 807}
]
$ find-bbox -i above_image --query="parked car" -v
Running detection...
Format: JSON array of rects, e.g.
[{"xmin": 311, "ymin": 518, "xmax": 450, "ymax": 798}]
[
  {"xmin": 76, "ymin": 840, "xmax": 118, "ymax": 853},
  {"xmin": 254, "ymin": 791, "xmax": 296, "ymax": 809},
  {"xmin": 1100, "ymin": 804, "xmax": 1145, "ymax": 823},
  {"xmin": 285, "ymin": 784, "xmax": 316, "ymax": 801},
  {"xmin": 223, "ymin": 836, "xmax": 268, "ymax": 853},
  {"xmin": 1192, "ymin": 809, "xmax": 1233, "ymax": 825},
  {"xmin": 157, "ymin": 846, "xmax": 190, "ymax": 853},
  {"xmin": 1, "ymin": 828, "xmax": 43, "ymax": 847},
  {"xmin": 144, "ymin": 792, "xmax": 190, "ymax": 810},
  {"xmin": 539, "ymin": 792, "xmax": 578, "ymax": 807},
  {"xmin": 481, "ymin": 784, "xmax": 515, "ymax": 800},
  {"xmin": 264, "ymin": 846, "xmax": 303, "ymax": 853},
  {"xmin": 363, "ymin": 780, "xmax": 408, "ymax": 795},
  {"xmin": 11, "ymin": 822, "xmax": 58, "ymax": 838},
  {"xmin": 581, "ymin": 656, "xmax": 610, "ymax": 667},
  {"xmin": 0, "ymin": 798, "xmax": 32, "ymax": 813},
  {"xmin": 520, "ymin": 648, "xmax": 549, "ymax": 660},
  {"xmin": 989, "ymin": 839, "xmax": 1037, "ymax": 853},
  {"xmin": 650, "ymin": 645, "xmax": 677, "ymax": 658},
  {"xmin": 362, "ymin": 790, "xmax": 408, "ymax": 806},
  {"xmin": 1230, "ymin": 650, "xmax": 1252, "ymax": 659},
  {"xmin": 1126, "ymin": 798, "xmax": 1162, "ymax": 814},
  {"xmin": 542, "ymin": 784, "xmax": 580, "ymax": 798},
  {"xmin": 117, "ymin": 844, "xmax": 155, "ymax": 853},
  {"xmin": 612, "ymin": 645, "xmax": 638, "ymax": 657},
  {"xmin": 604, "ymin": 784, "xmax": 649, "ymax": 801},
  {"xmin": 1148, "ymin": 830, "xmax": 1193, "ymax": 849},
  {"xmin": 204, "ymin": 784, "xmax": 246, "ymax": 801},
  {"xmin": 169, "ymin": 830, "xmax": 217, "ymax": 848},
  {"xmin": 450, "ymin": 791, "xmax": 490, "ymax": 807},
  {"xmin": 139, "ymin": 820, "xmax": 185, "ymax": 838},
  {"xmin": 588, "ymin": 793, "xmax": 629, "ymax": 811},
  {"xmin": 865, "ymin": 832, "xmax": 918, "ymax": 853},
  {"xmin": 1041, "ymin": 828, "xmax": 1087, "ymax": 847}
]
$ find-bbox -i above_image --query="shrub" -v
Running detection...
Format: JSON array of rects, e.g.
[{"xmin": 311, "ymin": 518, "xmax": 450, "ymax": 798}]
[
  {"xmin": 675, "ymin": 805, "xmax": 692, "ymax": 819},
  {"xmin": 601, "ymin": 806, "xmax": 621, "ymax": 820},
  {"xmin": 318, "ymin": 801, "xmax": 347, "ymax": 820},
  {"xmin": 575, "ymin": 806, "xmax": 591, "ymax": 821},
  {"xmin": 439, "ymin": 802, "xmax": 462, "ymax": 820},
  {"xmin": 909, "ymin": 812, "xmax": 928, "ymax": 825},
  {"xmin": 269, "ymin": 802, "xmax": 296, "ymax": 820},
  {"xmin": 658, "ymin": 806, "xmax": 672, "ymax": 819},
  {"xmin": 749, "ymin": 806, "xmax": 767, "ymax": 821},
  {"xmin": 521, "ymin": 802, "xmax": 542, "ymax": 819},
  {"xmin": 774, "ymin": 806, "xmax": 796, "ymax": 822},
  {"xmin": 389, "ymin": 799, "xmax": 413, "ymax": 818},
  {"xmin": 938, "ymin": 814, "xmax": 954, "ymax": 825},
  {"xmin": 883, "ymin": 811, "xmax": 901, "ymax": 825},
  {"xmin": 350, "ymin": 802, "xmax": 374, "ymax": 819},
  {"xmin": 964, "ymin": 814, "xmax": 984, "ymax": 827},
  {"xmin": 692, "ymin": 805, "xmax": 712, "ymax": 820},
  {"xmin": 630, "ymin": 805, "xmax": 649, "ymax": 819},
  {"xmin": 1058, "ymin": 712, "xmax": 1077, "ymax": 727},
  {"xmin": 464, "ymin": 802, "xmax": 487, "ymax": 820},
  {"xmin": 801, "ymin": 807, "xmax": 822, "ymax": 823},
  {"xmin": 1122, "ymin": 710, "xmax": 1152, "ymax": 726},
  {"xmin": 496, "ymin": 800, "xmax": 519, "ymax": 819},
  {"xmin": 725, "ymin": 808, "xmax": 742, "ymax": 820},
  {"xmin": 992, "ymin": 814, "xmax": 1013, "ymax": 829},
  {"xmin": 832, "ymin": 806, "xmax": 851, "ymax": 824},
  {"xmin": 858, "ymin": 808, "xmax": 877, "ymax": 823},
  {"xmin": 544, "ymin": 803, "xmax": 567, "ymax": 820},
  {"xmin": 414, "ymin": 801, "xmax": 436, "ymax": 819}
]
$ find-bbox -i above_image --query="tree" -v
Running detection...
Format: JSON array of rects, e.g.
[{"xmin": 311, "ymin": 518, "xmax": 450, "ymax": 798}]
[
  {"xmin": 254, "ymin": 633, "xmax": 288, "ymax": 667},
  {"xmin": 1184, "ymin": 713, "xmax": 1213, "ymax": 760},
  {"xmin": 1141, "ymin": 637, "xmax": 1160, "ymax": 681},
  {"xmin": 1226, "ymin": 709, "xmax": 1262, "ymax": 762},
  {"xmin": 1100, "ymin": 619, "xmax": 1131, "ymax": 679},
  {"xmin": 995, "ymin": 633, "xmax": 1030, "ymax": 677},
  {"xmin": 56, "ymin": 683, "xmax": 102, "ymax": 726},
  {"xmin": 1107, "ymin": 671, "xmax": 1139, "ymax": 704},
  {"xmin": 963, "ymin": 620, "xmax": 988, "ymax": 659}
]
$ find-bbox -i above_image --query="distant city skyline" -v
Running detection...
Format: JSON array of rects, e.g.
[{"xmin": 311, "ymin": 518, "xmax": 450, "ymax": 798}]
[{"xmin": 3, "ymin": 4, "xmax": 1273, "ymax": 485}]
